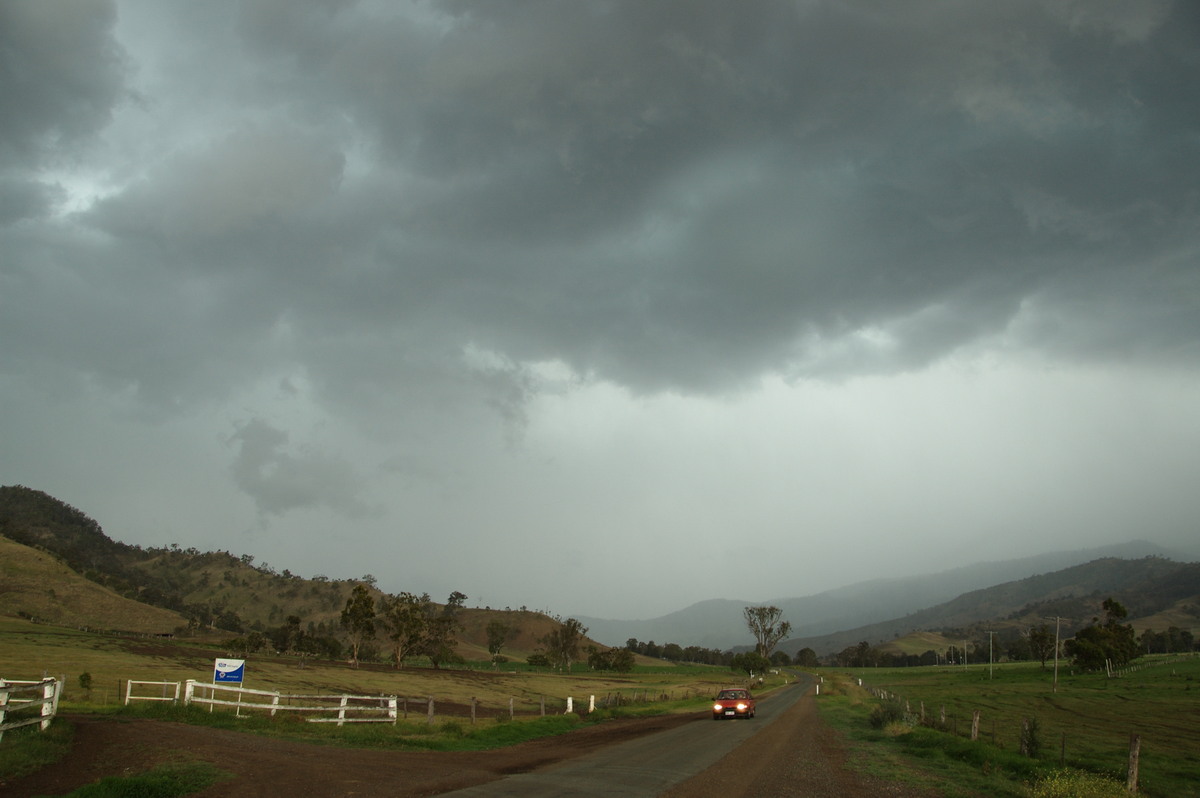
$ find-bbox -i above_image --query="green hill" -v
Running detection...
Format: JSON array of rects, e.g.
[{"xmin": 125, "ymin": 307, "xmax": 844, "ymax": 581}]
[
  {"xmin": 0, "ymin": 535, "xmax": 187, "ymax": 634},
  {"xmin": 788, "ymin": 557, "xmax": 1200, "ymax": 658}
]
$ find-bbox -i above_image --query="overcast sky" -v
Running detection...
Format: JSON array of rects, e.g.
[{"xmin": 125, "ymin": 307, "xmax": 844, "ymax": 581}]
[{"xmin": 3, "ymin": 1, "xmax": 1199, "ymax": 620}]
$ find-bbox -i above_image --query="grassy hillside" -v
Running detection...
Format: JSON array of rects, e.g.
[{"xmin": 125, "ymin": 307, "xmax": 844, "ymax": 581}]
[
  {"xmin": 787, "ymin": 557, "xmax": 1200, "ymax": 657},
  {"xmin": 0, "ymin": 536, "xmax": 186, "ymax": 634},
  {"xmin": 874, "ymin": 631, "xmax": 957, "ymax": 657},
  {"xmin": 0, "ymin": 485, "xmax": 618, "ymax": 662}
]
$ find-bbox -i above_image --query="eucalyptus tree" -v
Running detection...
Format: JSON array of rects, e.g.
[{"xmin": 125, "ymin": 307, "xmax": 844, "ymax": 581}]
[
  {"xmin": 340, "ymin": 583, "xmax": 376, "ymax": 668},
  {"xmin": 743, "ymin": 605, "xmax": 791, "ymax": 659}
]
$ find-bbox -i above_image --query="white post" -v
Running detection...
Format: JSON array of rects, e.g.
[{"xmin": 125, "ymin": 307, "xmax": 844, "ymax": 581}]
[
  {"xmin": 43, "ymin": 676, "xmax": 61, "ymax": 729},
  {"xmin": 337, "ymin": 695, "xmax": 349, "ymax": 727},
  {"xmin": 40, "ymin": 679, "xmax": 57, "ymax": 731},
  {"xmin": 183, "ymin": 680, "xmax": 195, "ymax": 706},
  {"xmin": 566, "ymin": 696, "xmax": 573, "ymax": 714},
  {"xmin": 589, "ymin": 695, "xmax": 595, "ymax": 713}
]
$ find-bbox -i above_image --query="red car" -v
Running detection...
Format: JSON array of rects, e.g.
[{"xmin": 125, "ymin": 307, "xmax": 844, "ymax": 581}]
[{"xmin": 712, "ymin": 688, "xmax": 756, "ymax": 720}]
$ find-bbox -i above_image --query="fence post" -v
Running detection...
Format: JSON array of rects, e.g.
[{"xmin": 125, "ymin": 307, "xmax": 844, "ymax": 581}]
[
  {"xmin": 971, "ymin": 710, "xmax": 980, "ymax": 742},
  {"xmin": 566, "ymin": 696, "xmax": 573, "ymax": 714},
  {"xmin": 509, "ymin": 697, "xmax": 514, "ymax": 721},
  {"xmin": 1127, "ymin": 734, "xmax": 1141, "ymax": 793},
  {"xmin": 427, "ymin": 696, "xmax": 434, "ymax": 725},
  {"xmin": 589, "ymin": 695, "xmax": 595, "ymax": 713},
  {"xmin": 471, "ymin": 697, "xmax": 477, "ymax": 725},
  {"xmin": 540, "ymin": 696, "xmax": 545, "ymax": 716},
  {"xmin": 183, "ymin": 680, "xmax": 195, "ymax": 706},
  {"xmin": 337, "ymin": 695, "xmax": 349, "ymax": 727},
  {"xmin": 41, "ymin": 679, "xmax": 61, "ymax": 731},
  {"xmin": 388, "ymin": 696, "xmax": 398, "ymax": 724}
]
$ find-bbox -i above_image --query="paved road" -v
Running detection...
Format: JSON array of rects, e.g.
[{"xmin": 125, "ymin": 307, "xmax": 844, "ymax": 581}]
[{"xmin": 436, "ymin": 676, "xmax": 813, "ymax": 797}]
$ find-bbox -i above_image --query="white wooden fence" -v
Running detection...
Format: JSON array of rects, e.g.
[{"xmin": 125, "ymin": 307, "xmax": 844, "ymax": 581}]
[
  {"xmin": 124, "ymin": 680, "xmax": 396, "ymax": 725},
  {"xmin": 0, "ymin": 677, "xmax": 63, "ymax": 741},
  {"xmin": 125, "ymin": 680, "xmax": 182, "ymax": 704}
]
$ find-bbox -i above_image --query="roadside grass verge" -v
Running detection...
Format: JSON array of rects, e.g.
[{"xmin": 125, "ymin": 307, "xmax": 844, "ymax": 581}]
[
  {"xmin": 813, "ymin": 657, "xmax": 1200, "ymax": 798},
  {"xmin": 0, "ymin": 720, "xmax": 74, "ymax": 782},
  {"xmin": 107, "ymin": 700, "xmax": 598, "ymax": 751},
  {"xmin": 106, "ymin": 673, "xmax": 792, "ymax": 752}
]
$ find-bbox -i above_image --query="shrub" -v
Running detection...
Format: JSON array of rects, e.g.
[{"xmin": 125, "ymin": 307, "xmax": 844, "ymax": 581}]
[
  {"xmin": 439, "ymin": 720, "xmax": 465, "ymax": 738},
  {"xmin": 1030, "ymin": 769, "xmax": 1128, "ymax": 798},
  {"xmin": 868, "ymin": 698, "xmax": 909, "ymax": 729}
]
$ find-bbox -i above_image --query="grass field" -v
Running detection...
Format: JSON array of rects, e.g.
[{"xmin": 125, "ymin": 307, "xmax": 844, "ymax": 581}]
[
  {"xmin": 817, "ymin": 655, "xmax": 1200, "ymax": 798},
  {"xmin": 0, "ymin": 616, "xmax": 760, "ymax": 726}
]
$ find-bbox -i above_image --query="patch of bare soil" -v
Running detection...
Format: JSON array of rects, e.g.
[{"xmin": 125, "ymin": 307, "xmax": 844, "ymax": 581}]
[{"xmin": 1, "ymin": 712, "xmax": 698, "ymax": 798}]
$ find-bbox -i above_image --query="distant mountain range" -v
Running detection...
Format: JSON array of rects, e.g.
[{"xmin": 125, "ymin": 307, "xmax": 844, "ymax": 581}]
[{"xmin": 578, "ymin": 541, "xmax": 1199, "ymax": 653}]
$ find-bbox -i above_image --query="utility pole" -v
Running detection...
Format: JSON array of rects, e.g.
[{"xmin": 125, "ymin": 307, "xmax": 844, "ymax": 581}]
[
  {"xmin": 986, "ymin": 631, "xmax": 996, "ymax": 679},
  {"xmin": 1042, "ymin": 616, "xmax": 1069, "ymax": 694}
]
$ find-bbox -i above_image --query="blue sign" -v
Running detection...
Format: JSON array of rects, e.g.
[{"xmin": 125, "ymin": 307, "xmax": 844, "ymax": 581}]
[{"xmin": 213, "ymin": 658, "xmax": 246, "ymax": 683}]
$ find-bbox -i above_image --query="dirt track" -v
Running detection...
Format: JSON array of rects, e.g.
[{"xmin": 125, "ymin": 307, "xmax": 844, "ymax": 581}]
[{"xmin": 2, "ymin": 689, "xmax": 937, "ymax": 797}]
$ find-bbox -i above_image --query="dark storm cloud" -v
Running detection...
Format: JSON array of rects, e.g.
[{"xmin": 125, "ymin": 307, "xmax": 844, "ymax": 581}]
[
  {"xmin": 229, "ymin": 417, "xmax": 369, "ymax": 519},
  {"xmin": 0, "ymin": 0, "xmax": 125, "ymax": 231},
  {"xmin": 4, "ymin": 1, "xmax": 1200, "ymax": 616},
  {"xmin": 219, "ymin": 0, "xmax": 1196, "ymax": 392},
  {"xmin": 7, "ymin": 0, "xmax": 1200, "ymax": 410},
  {"xmin": 0, "ymin": 178, "xmax": 61, "ymax": 225},
  {"xmin": 0, "ymin": 0, "xmax": 125, "ymax": 162}
]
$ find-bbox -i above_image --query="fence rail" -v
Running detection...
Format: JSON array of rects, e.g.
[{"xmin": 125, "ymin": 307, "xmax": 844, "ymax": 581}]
[
  {"xmin": 118, "ymin": 678, "xmax": 674, "ymax": 726},
  {"xmin": 125, "ymin": 680, "xmax": 182, "ymax": 705},
  {"xmin": 0, "ymin": 678, "xmax": 63, "ymax": 741},
  {"xmin": 181, "ymin": 681, "xmax": 399, "ymax": 725}
]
